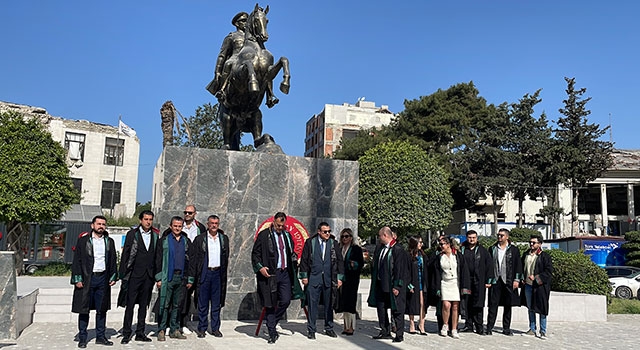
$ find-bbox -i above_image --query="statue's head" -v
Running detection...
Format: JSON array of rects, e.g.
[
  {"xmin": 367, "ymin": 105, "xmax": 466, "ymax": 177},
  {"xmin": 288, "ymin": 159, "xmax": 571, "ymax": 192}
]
[{"xmin": 232, "ymin": 11, "xmax": 248, "ymax": 30}]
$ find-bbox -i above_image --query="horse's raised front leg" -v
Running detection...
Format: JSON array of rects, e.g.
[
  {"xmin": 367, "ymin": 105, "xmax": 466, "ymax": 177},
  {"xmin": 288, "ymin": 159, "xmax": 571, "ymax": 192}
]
[{"xmin": 279, "ymin": 56, "xmax": 290, "ymax": 94}]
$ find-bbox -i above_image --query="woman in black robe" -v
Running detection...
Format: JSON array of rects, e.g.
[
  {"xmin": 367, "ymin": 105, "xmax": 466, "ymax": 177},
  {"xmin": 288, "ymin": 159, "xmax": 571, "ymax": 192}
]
[
  {"xmin": 336, "ymin": 228, "xmax": 363, "ymax": 335},
  {"xmin": 405, "ymin": 235, "xmax": 427, "ymax": 335}
]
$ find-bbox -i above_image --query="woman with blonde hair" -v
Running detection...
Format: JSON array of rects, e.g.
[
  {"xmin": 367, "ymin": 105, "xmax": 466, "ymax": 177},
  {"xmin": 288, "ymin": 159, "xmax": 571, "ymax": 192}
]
[
  {"xmin": 405, "ymin": 235, "xmax": 427, "ymax": 335},
  {"xmin": 336, "ymin": 228, "xmax": 363, "ymax": 335}
]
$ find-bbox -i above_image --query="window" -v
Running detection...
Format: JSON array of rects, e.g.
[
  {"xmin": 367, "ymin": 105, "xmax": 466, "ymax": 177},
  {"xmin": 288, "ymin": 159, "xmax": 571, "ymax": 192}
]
[
  {"xmin": 104, "ymin": 137, "xmax": 125, "ymax": 166},
  {"xmin": 71, "ymin": 178, "xmax": 82, "ymax": 203},
  {"xmin": 342, "ymin": 129, "xmax": 358, "ymax": 140},
  {"xmin": 64, "ymin": 132, "xmax": 85, "ymax": 161},
  {"xmin": 101, "ymin": 181, "xmax": 121, "ymax": 209}
]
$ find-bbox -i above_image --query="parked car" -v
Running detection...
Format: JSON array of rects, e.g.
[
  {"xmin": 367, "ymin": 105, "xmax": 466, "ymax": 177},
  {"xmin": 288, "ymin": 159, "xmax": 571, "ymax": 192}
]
[
  {"xmin": 604, "ymin": 266, "xmax": 640, "ymax": 278},
  {"xmin": 609, "ymin": 271, "xmax": 640, "ymax": 299}
]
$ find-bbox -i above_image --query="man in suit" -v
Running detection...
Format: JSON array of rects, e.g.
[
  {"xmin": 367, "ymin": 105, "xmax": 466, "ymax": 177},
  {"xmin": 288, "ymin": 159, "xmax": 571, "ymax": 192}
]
[
  {"xmin": 460, "ymin": 230, "xmax": 494, "ymax": 335},
  {"xmin": 299, "ymin": 222, "xmax": 344, "ymax": 339},
  {"xmin": 71, "ymin": 215, "xmax": 118, "ymax": 348},
  {"xmin": 119, "ymin": 210, "xmax": 159, "ymax": 344},
  {"xmin": 486, "ymin": 228, "xmax": 523, "ymax": 336},
  {"xmin": 251, "ymin": 212, "xmax": 300, "ymax": 344},
  {"xmin": 367, "ymin": 226, "xmax": 411, "ymax": 343},
  {"xmin": 189, "ymin": 215, "xmax": 229, "ymax": 338}
]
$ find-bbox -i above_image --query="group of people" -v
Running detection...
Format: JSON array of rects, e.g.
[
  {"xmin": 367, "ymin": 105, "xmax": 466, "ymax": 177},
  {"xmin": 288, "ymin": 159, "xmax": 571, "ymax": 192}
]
[
  {"xmin": 71, "ymin": 206, "xmax": 228, "ymax": 348},
  {"xmin": 366, "ymin": 227, "xmax": 553, "ymax": 343},
  {"xmin": 70, "ymin": 210, "xmax": 552, "ymax": 347}
]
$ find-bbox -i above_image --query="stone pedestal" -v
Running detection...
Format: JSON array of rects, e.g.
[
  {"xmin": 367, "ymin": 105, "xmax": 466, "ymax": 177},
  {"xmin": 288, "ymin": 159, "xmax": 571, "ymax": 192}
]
[
  {"xmin": 0, "ymin": 251, "xmax": 18, "ymax": 340},
  {"xmin": 152, "ymin": 147, "xmax": 359, "ymax": 320}
]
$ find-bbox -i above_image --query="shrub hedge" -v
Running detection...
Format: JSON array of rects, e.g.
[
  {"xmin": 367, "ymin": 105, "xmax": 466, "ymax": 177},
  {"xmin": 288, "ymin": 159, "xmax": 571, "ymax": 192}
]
[{"xmin": 547, "ymin": 249, "xmax": 611, "ymax": 296}]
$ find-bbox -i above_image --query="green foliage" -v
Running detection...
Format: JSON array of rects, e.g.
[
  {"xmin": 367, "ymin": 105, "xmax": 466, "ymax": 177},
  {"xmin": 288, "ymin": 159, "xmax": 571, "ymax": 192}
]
[
  {"xmin": 608, "ymin": 298, "xmax": 640, "ymax": 314},
  {"xmin": 623, "ymin": 231, "xmax": 640, "ymax": 267},
  {"xmin": 133, "ymin": 201, "xmax": 151, "ymax": 218},
  {"xmin": 0, "ymin": 111, "xmax": 80, "ymax": 224},
  {"xmin": 104, "ymin": 214, "xmax": 138, "ymax": 228},
  {"xmin": 509, "ymin": 228, "xmax": 540, "ymax": 242},
  {"xmin": 547, "ymin": 249, "xmax": 611, "ymax": 296},
  {"xmin": 358, "ymin": 141, "xmax": 453, "ymax": 240},
  {"xmin": 32, "ymin": 262, "xmax": 72, "ymax": 276},
  {"xmin": 174, "ymin": 103, "xmax": 253, "ymax": 151},
  {"xmin": 333, "ymin": 127, "xmax": 395, "ymax": 161}
]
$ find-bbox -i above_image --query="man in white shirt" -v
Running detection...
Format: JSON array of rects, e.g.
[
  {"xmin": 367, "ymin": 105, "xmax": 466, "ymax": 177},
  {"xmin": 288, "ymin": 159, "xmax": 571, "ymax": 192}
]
[
  {"xmin": 71, "ymin": 216, "xmax": 117, "ymax": 348},
  {"xmin": 188, "ymin": 215, "xmax": 229, "ymax": 338},
  {"xmin": 179, "ymin": 204, "xmax": 206, "ymax": 333}
]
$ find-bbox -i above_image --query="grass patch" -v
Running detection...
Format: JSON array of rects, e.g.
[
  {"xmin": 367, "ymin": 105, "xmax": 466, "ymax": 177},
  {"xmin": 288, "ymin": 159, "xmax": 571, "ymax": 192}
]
[
  {"xmin": 32, "ymin": 262, "xmax": 72, "ymax": 276},
  {"xmin": 608, "ymin": 297, "xmax": 640, "ymax": 314}
]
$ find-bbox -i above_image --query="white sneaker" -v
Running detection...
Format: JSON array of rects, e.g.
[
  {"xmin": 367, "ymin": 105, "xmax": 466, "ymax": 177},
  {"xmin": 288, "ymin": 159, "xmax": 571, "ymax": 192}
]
[
  {"xmin": 166, "ymin": 328, "xmax": 170, "ymax": 334},
  {"xmin": 181, "ymin": 327, "xmax": 192, "ymax": 335},
  {"xmin": 451, "ymin": 330, "xmax": 460, "ymax": 339},
  {"xmin": 440, "ymin": 324, "xmax": 448, "ymax": 337}
]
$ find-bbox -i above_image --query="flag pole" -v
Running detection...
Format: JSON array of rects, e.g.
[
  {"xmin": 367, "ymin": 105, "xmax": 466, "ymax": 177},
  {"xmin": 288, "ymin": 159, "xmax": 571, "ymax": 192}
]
[{"xmin": 110, "ymin": 115, "xmax": 121, "ymax": 217}]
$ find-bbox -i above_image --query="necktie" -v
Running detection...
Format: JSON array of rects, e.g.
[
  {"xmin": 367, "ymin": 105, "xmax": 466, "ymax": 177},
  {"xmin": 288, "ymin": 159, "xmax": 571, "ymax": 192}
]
[
  {"xmin": 277, "ymin": 233, "xmax": 286, "ymax": 269},
  {"xmin": 321, "ymin": 240, "xmax": 326, "ymax": 260}
]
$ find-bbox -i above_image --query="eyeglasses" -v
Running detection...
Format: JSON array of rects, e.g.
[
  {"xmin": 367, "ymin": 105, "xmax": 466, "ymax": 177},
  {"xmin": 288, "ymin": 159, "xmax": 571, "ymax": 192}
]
[
  {"xmin": 183, "ymin": 211, "xmax": 194, "ymax": 215},
  {"xmin": 341, "ymin": 235, "xmax": 351, "ymax": 239},
  {"xmin": 321, "ymin": 230, "xmax": 332, "ymax": 234},
  {"xmin": 529, "ymin": 241, "xmax": 539, "ymax": 245}
]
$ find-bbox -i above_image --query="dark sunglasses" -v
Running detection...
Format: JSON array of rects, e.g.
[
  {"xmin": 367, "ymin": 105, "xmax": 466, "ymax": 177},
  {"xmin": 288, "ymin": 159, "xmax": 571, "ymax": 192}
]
[
  {"xmin": 183, "ymin": 211, "xmax": 194, "ymax": 215},
  {"xmin": 321, "ymin": 230, "xmax": 332, "ymax": 234},
  {"xmin": 341, "ymin": 235, "xmax": 351, "ymax": 239}
]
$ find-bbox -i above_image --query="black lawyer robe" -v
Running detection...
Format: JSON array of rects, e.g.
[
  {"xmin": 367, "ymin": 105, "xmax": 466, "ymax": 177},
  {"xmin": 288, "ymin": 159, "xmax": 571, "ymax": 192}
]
[{"xmin": 71, "ymin": 234, "xmax": 118, "ymax": 314}]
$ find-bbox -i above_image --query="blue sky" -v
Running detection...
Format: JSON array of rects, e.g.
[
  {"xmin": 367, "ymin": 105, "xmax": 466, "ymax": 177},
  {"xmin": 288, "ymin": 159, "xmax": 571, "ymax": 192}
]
[{"xmin": 1, "ymin": 1, "xmax": 638, "ymax": 203}]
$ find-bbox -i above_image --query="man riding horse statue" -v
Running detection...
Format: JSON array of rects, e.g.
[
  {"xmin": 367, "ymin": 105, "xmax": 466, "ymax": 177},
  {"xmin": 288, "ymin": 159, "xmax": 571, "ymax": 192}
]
[{"xmin": 206, "ymin": 4, "xmax": 290, "ymax": 151}]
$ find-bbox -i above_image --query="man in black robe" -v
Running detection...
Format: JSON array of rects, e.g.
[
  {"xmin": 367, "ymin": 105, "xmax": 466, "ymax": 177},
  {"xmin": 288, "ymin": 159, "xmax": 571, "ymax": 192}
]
[
  {"xmin": 367, "ymin": 226, "xmax": 411, "ymax": 343},
  {"xmin": 119, "ymin": 210, "xmax": 158, "ymax": 344},
  {"xmin": 251, "ymin": 212, "xmax": 302, "ymax": 344},
  {"xmin": 71, "ymin": 215, "xmax": 117, "ymax": 348},
  {"xmin": 486, "ymin": 228, "xmax": 523, "ymax": 336},
  {"xmin": 460, "ymin": 230, "xmax": 494, "ymax": 335},
  {"xmin": 521, "ymin": 234, "xmax": 553, "ymax": 339}
]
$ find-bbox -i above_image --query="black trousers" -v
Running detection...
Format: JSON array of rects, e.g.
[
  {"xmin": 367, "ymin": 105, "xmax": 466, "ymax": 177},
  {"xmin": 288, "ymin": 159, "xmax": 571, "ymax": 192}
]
[
  {"xmin": 463, "ymin": 293, "xmax": 484, "ymax": 331},
  {"xmin": 122, "ymin": 275, "xmax": 154, "ymax": 337},
  {"xmin": 265, "ymin": 269, "xmax": 291, "ymax": 337},
  {"xmin": 486, "ymin": 278, "xmax": 512, "ymax": 331},
  {"xmin": 375, "ymin": 288, "xmax": 404, "ymax": 338}
]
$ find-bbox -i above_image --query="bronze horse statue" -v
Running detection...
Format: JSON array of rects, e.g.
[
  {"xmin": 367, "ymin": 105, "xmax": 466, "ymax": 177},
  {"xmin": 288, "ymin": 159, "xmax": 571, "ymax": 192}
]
[{"xmin": 210, "ymin": 4, "xmax": 290, "ymax": 150}]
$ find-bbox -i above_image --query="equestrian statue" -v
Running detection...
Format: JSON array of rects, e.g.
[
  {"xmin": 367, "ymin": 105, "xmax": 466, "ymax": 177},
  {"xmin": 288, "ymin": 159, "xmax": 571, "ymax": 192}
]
[{"xmin": 206, "ymin": 4, "xmax": 290, "ymax": 151}]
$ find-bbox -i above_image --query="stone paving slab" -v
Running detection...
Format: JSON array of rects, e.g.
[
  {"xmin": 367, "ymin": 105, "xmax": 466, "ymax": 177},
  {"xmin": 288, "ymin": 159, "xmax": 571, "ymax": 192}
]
[{"xmin": 3, "ymin": 314, "xmax": 638, "ymax": 350}]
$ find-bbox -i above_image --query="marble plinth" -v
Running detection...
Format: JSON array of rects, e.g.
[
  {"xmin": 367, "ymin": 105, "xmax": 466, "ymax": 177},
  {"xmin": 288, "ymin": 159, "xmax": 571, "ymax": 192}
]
[
  {"xmin": 152, "ymin": 147, "xmax": 359, "ymax": 320},
  {"xmin": 0, "ymin": 252, "xmax": 18, "ymax": 340}
]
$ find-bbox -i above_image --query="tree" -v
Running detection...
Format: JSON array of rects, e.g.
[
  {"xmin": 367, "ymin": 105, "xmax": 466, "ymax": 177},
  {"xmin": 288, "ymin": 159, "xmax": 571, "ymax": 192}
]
[
  {"xmin": 622, "ymin": 231, "xmax": 640, "ymax": 268},
  {"xmin": 0, "ymin": 111, "xmax": 80, "ymax": 273},
  {"xmin": 358, "ymin": 140, "xmax": 453, "ymax": 240},
  {"xmin": 554, "ymin": 77, "xmax": 613, "ymax": 236},
  {"xmin": 506, "ymin": 90, "xmax": 558, "ymax": 227},
  {"xmin": 174, "ymin": 103, "xmax": 253, "ymax": 151},
  {"xmin": 333, "ymin": 126, "xmax": 396, "ymax": 161}
]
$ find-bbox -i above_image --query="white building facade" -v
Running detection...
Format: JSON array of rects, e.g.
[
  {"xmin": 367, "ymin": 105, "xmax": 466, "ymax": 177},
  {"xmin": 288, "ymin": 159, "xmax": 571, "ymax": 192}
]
[
  {"xmin": 1, "ymin": 101, "xmax": 139, "ymax": 218},
  {"xmin": 304, "ymin": 100, "xmax": 394, "ymax": 158}
]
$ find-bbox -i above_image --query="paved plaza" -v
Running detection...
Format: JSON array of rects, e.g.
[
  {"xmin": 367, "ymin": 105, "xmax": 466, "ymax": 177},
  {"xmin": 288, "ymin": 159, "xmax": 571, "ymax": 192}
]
[{"xmin": 3, "ymin": 277, "xmax": 637, "ymax": 349}]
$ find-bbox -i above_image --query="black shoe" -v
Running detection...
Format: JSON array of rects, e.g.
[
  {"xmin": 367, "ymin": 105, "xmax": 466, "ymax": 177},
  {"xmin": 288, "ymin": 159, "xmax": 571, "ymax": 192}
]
[
  {"xmin": 503, "ymin": 330, "xmax": 514, "ymax": 336},
  {"xmin": 460, "ymin": 326, "xmax": 474, "ymax": 333},
  {"xmin": 485, "ymin": 329, "xmax": 493, "ymax": 335},
  {"xmin": 373, "ymin": 332, "xmax": 393, "ymax": 339},
  {"xmin": 475, "ymin": 329, "xmax": 485, "ymax": 335},
  {"xmin": 135, "ymin": 334, "xmax": 152, "ymax": 342},
  {"xmin": 196, "ymin": 331, "xmax": 206, "ymax": 338},
  {"xmin": 325, "ymin": 330, "xmax": 337, "ymax": 338},
  {"xmin": 120, "ymin": 335, "xmax": 131, "ymax": 344},
  {"xmin": 95, "ymin": 338, "xmax": 113, "ymax": 346},
  {"xmin": 78, "ymin": 342, "xmax": 87, "ymax": 349},
  {"xmin": 212, "ymin": 330, "xmax": 223, "ymax": 337},
  {"xmin": 307, "ymin": 332, "xmax": 316, "ymax": 340},
  {"xmin": 392, "ymin": 336, "xmax": 404, "ymax": 343},
  {"xmin": 267, "ymin": 335, "xmax": 278, "ymax": 344}
]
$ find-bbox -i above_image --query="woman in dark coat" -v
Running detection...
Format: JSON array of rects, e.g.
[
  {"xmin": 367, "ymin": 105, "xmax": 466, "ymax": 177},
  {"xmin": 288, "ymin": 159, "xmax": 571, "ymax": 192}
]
[
  {"xmin": 405, "ymin": 235, "xmax": 427, "ymax": 335},
  {"xmin": 336, "ymin": 228, "xmax": 363, "ymax": 335}
]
